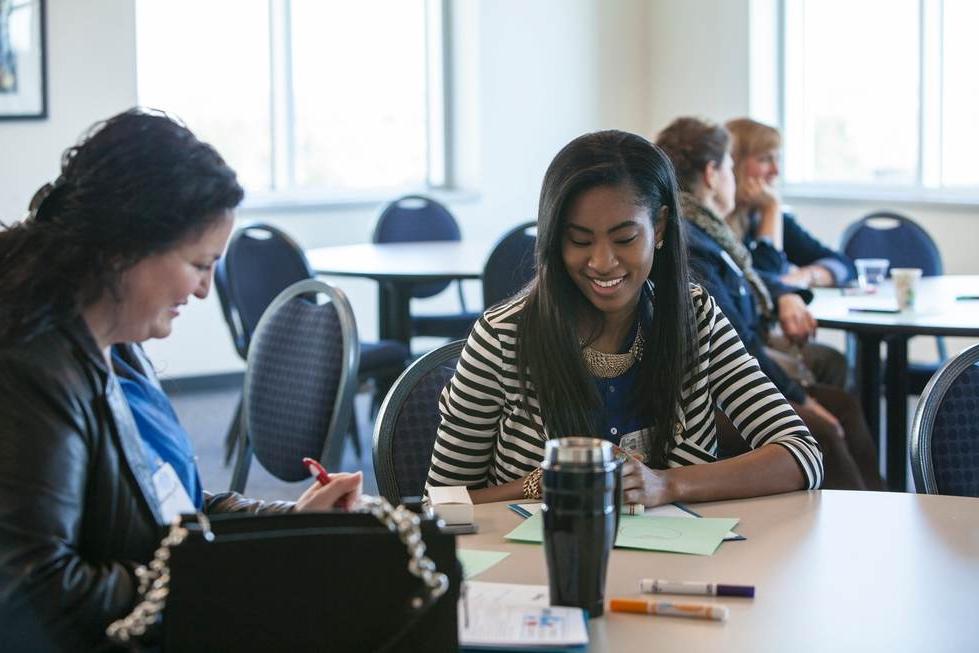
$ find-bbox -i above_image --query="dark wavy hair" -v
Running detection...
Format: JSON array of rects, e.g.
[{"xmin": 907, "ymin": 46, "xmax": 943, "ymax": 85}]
[
  {"xmin": 0, "ymin": 108, "xmax": 244, "ymax": 345},
  {"xmin": 516, "ymin": 130, "xmax": 697, "ymax": 467},
  {"xmin": 654, "ymin": 117, "xmax": 730, "ymax": 193}
]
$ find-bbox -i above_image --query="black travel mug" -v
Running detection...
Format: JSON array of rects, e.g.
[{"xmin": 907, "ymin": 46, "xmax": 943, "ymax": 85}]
[{"xmin": 541, "ymin": 437, "xmax": 621, "ymax": 618}]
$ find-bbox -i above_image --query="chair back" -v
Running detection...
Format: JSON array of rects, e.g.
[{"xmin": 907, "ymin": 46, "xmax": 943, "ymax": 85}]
[
  {"xmin": 232, "ymin": 279, "xmax": 360, "ymax": 492},
  {"xmin": 840, "ymin": 211, "xmax": 943, "ymax": 276},
  {"xmin": 910, "ymin": 343, "xmax": 979, "ymax": 497},
  {"xmin": 372, "ymin": 340, "xmax": 465, "ymax": 503},
  {"xmin": 215, "ymin": 223, "xmax": 314, "ymax": 360},
  {"xmin": 482, "ymin": 221, "xmax": 537, "ymax": 308},
  {"xmin": 372, "ymin": 195, "xmax": 461, "ymax": 299}
]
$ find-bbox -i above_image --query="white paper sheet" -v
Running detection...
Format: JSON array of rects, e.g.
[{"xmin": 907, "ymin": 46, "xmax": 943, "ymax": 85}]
[{"xmin": 459, "ymin": 582, "xmax": 588, "ymax": 649}]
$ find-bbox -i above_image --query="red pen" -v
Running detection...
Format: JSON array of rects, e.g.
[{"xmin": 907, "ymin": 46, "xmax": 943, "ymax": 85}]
[{"xmin": 302, "ymin": 457, "xmax": 331, "ymax": 485}]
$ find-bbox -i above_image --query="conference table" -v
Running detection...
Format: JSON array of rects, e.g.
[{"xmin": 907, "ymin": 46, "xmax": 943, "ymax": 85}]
[
  {"xmin": 808, "ymin": 275, "xmax": 979, "ymax": 491},
  {"xmin": 463, "ymin": 491, "xmax": 979, "ymax": 652},
  {"xmin": 306, "ymin": 241, "xmax": 489, "ymax": 344}
]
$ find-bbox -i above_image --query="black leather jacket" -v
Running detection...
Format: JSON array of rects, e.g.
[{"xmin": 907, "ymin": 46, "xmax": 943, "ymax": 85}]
[{"xmin": 0, "ymin": 319, "xmax": 291, "ymax": 651}]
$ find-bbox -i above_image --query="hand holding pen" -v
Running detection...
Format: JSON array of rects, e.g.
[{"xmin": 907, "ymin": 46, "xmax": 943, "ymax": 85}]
[
  {"xmin": 294, "ymin": 457, "xmax": 363, "ymax": 512},
  {"xmin": 303, "ymin": 457, "xmax": 332, "ymax": 485}
]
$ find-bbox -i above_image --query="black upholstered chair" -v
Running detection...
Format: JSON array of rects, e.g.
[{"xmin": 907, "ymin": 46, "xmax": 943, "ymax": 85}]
[
  {"xmin": 482, "ymin": 221, "xmax": 537, "ymax": 309},
  {"xmin": 214, "ymin": 224, "xmax": 314, "ymax": 361},
  {"xmin": 372, "ymin": 340, "xmax": 465, "ymax": 503},
  {"xmin": 230, "ymin": 279, "xmax": 360, "ymax": 493},
  {"xmin": 910, "ymin": 343, "xmax": 979, "ymax": 497},
  {"xmin": 373, "ymin": 195, "xmax": 479, "ymax": 339},
  {"xmin": 215, "ymin": 223, "xmax": 409, "ymax": 464}
]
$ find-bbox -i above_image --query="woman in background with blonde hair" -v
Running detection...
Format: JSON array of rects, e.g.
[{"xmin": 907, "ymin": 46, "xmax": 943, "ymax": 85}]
[
  {"xmin": 725, "ymin": 117, "xmax": 854, "ymax": 390},
  {"xmin": 725, "ymin": 117, "xmax": 856, "ymax": 289}
]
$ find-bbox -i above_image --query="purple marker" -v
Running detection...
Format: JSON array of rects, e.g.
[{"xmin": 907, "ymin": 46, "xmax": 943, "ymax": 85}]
[{"xmin": 640, "ymin": 578, "xmax": 755, "ymax": 598}]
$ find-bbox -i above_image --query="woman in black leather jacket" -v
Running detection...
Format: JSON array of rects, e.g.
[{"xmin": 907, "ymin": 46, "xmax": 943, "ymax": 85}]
[{"xmin": 0, "ymin": 109, "xmax": 362, "ymax": 652}]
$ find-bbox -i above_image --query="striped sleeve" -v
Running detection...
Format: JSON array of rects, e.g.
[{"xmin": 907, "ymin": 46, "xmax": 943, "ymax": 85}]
[
  {"xmin": 697, "ymin": 290, "xmax": 824, "ymax": 489},
  {"xmin": 425, "ymin": 312, "xmax": 507, "ymax": 489}
]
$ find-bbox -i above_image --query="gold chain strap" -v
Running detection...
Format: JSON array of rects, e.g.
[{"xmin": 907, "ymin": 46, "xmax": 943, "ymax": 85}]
[
  {"xmin": 105, "ymin": 515, "xmax": 199, "ymax": 643},
  {"xmin": 106, "ymin": 496, "xmax": 449, "ymax": 643}
]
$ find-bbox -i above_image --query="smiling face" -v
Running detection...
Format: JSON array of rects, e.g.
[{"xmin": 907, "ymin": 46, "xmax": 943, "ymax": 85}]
[
  {"xmin": 90, "ymin": 210, "xmax": 235, "ymax": 347},
  {"xmin": 740, "ymin": 148, "xmax": 780, "ymax": 185},
  {"xmin": 562, "ymin": 184, "xmax": 662, "ymax": 329}
]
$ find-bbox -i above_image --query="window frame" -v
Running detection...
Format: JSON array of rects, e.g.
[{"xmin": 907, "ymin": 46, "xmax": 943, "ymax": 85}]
[{"xmin": 773, "ymin": 0, "xmax": 979, "ymax": 207}]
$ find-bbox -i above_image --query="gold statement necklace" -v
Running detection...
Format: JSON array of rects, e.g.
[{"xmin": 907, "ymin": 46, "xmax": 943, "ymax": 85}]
[{"xmin": 580, "ymin": 328, "xmax": 645, "ymax": 379}]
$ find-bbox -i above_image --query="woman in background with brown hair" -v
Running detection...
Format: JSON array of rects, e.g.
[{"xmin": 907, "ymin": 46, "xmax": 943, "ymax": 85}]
[{"xmin": 656, "ymin": 116, "xmax": 882, "ymax": 491}]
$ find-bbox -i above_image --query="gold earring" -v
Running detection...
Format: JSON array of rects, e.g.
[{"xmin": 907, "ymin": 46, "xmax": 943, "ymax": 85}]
[{"xmin": 655, "ymin": 240, "xmax": 664, "ymax": 250}]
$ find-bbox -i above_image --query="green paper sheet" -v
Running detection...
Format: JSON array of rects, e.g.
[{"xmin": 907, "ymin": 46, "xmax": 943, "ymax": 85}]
[
  {"xmin": 458, "ymin": 549, "xmax": 511, "ymax": 579},
  {"xmin": 504, "ymin": 511, "xmax": 739, "ymax": 556}
]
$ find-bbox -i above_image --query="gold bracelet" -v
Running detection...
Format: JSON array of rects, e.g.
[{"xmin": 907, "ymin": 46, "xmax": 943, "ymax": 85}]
[{"xmin": 522, "ymin": 467, "xmax": 543, "ymax": 500}]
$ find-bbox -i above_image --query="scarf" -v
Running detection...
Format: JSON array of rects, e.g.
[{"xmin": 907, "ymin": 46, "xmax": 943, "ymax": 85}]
[
  {"xmin": 679, "ymin": 191, "xmax": 774, "ymax": 318},
  {"xmin": 725, "ymin": 206, "xmax": 752, "ymax": 242}
]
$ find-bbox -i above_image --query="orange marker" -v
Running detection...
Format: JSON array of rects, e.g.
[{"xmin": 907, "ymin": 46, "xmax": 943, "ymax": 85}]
[{"xmin": 609, "ymin": 598, "xmax": 729, "ymax": 621}]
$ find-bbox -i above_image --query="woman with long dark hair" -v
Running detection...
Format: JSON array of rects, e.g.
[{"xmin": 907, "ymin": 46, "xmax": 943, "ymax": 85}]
[
  {"xmin": 426, "ymin": 130, "xmax": 822, "ymax": 505},
  {"xmin": 0, "ymin": 109, "xmax": 361, "ymax": 651},
  {"xmin": 655, "ymin": 116, "xmax": 882, "ymax": 491}
]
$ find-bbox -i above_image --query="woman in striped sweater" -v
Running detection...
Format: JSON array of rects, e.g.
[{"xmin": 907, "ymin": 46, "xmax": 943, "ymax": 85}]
[{"xmin": 426, "ymin": 130, "xmax": 823, "ymax": 506}]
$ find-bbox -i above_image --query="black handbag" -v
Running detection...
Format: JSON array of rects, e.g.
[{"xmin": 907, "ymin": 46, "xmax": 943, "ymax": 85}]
[{"xmin": 108, "ymin": 497, "xmax": 461, "ymax": 652}]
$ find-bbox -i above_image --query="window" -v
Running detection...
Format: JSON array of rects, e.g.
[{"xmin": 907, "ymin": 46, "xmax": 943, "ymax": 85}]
[
  {"xmin": 777, "ymin": 0, "xmax": 979, "ymax": 200},
  {"xmin": 135, "ymin": 0, "xmax": 447, "ymax": 202}
]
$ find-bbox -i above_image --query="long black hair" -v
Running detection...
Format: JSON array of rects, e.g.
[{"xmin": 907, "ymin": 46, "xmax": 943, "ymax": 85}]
[
  {"xmin": 0, "ymin": 108, "xmax": 244, "ymax": 345},
  {"xmin": 516, "ymin": 130, "xmax": 697, "ymax": 467}
]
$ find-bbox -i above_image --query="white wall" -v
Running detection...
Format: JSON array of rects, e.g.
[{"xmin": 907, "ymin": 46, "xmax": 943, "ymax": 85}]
[
  {"xmin": 647, "ymin": 0, "xmax": 751, "ymax": 131},
  {"xmin": 0, "ymin": 0, "xmax": 136, "ymax": 221}
]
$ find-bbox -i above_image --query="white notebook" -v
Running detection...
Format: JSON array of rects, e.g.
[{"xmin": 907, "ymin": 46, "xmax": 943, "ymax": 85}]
[{"xmin": 459, "ymin": 582, "xmax": 588, "ymax": 651}]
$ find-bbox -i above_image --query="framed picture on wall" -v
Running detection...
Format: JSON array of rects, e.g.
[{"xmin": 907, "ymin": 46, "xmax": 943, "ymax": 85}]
[{"xmin": 0, "ymin": 0, "xmax": 46, "ymax": 120}]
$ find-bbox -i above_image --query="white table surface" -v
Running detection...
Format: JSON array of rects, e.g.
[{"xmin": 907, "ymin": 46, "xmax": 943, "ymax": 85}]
[{"xmin": 461, "ymin": 491, "xmax": 979, "ymax": 653}]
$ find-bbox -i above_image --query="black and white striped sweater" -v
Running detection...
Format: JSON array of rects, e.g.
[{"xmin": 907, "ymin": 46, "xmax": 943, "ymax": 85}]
[{"xmin": 426, "ymin": 286, "xmax": 823, "ymax": 490}]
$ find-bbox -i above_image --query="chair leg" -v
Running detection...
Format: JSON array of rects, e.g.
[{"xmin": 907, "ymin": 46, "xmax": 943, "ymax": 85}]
[
  {"xmin": 229, "ymin": 431, "xmax": 253, "ymax": 494},
  {"xmin": 349, "ymin": 416, "xmax": 363, "ymax": 460},
  {"xmin": 372, "ymin": 373, "xmax": 398, "ymax": 418},
  {"xmin": 222, "ymin": 396, "xmax": 243, "ymax": 466},
  {"xmin": 456, "ymin": 279, "xmax": 469, "ymax": 312}
]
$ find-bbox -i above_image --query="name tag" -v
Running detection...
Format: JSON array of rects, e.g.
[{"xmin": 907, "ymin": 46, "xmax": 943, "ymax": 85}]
[
  {"xmin": 152, "ymin": 462, "xmax": 196, "ymax": 523},
  {"xmin": 719, "ymin": 250, "xmax": 744, "ymax": 277},
  {"xmin": 618, "ymin": 430, "xmax": 648, "ymax": 463}
]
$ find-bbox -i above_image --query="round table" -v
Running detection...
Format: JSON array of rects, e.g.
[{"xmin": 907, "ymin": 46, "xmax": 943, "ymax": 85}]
[
  {"xmin": 306, "ymin": 241, "xmax": 489, "ymax": 343},
  {"xmin": 462, "ymin": 492, "xmax": 979, "ymax": 652},
  {"xmin": 808, "ymin": 275, "xmax": 979, "ymax": 489}
]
